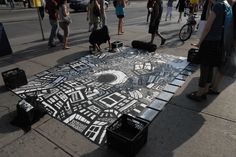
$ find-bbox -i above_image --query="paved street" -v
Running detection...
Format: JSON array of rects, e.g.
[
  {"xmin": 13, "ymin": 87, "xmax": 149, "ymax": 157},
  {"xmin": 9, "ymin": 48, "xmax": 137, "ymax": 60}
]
[{"xmin": 0, "ymin": 1, "xmax": 236, "ymax": 157}]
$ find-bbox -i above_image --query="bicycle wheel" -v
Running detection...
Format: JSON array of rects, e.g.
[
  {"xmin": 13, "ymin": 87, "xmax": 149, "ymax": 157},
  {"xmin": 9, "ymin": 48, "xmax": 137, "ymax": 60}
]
[{"xmin": 179, "ymin": 24, "xmax": 192, "ymax": 41}]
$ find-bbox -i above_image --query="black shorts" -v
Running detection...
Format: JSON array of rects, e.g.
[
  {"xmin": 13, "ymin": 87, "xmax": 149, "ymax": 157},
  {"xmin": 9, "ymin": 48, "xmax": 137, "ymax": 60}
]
[{"xmin": 117, "ymin": 15, "xmax": 124, "ymax": 18}]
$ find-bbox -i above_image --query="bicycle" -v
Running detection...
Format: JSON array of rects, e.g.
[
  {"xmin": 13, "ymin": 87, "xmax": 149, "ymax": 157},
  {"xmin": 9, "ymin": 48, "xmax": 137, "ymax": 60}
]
[{"xmin": 179, "ymin": 12, "xmax": 197, "ymax": 41}]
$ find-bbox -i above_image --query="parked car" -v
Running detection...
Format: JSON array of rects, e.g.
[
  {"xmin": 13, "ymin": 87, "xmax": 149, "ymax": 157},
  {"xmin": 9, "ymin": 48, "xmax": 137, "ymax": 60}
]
[
  {"xmin": 70, "ymin": 0, "xmax": 89, "ymax": 12},
  {"xmin": 69, "ymin": 0, "xmax": 109, "ymax": 12}
]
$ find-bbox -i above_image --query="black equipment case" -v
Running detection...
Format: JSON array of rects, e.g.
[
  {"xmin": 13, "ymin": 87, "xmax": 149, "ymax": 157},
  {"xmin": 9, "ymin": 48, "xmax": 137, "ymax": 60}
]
[{"xmin": 1, "ymin": 68, "xmax": 27, "ymax": 89}]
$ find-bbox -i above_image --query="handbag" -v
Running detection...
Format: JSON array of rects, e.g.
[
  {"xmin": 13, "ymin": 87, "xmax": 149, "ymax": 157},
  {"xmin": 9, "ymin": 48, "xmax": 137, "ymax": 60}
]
[
  {"xmin": 64, "ymin": 16, "xmax": 72, "ymax": 24},
  {"xmin": 187, "ymin": 48, "xmax": 200, "ymax": 64}
]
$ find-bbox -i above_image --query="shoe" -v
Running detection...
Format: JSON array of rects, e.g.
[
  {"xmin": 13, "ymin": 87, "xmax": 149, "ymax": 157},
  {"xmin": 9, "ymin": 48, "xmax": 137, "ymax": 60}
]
[
  {"xmin": 187, "ymin": 91, "xmax": 207, "ymax": 102},
  {"xmin": 207, "ymin": 89, "xmax": 220, "ymax": 95},
  {"xmin": 160, "ymin": 38, "xmax": 166, "ymax": 46},
  {"xmin": 63, "ymin": 46, "xmax": 70, "ymax": 50},
  {"xmin": 48, "ymin": 43, "xmax": 56, "ymax": 47}
]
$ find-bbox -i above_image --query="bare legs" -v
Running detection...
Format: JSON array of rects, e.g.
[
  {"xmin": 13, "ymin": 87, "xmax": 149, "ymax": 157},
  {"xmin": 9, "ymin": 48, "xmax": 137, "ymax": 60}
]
[
  {"xmin": 59, "ymin": 22, "xmax": 70, "ymax": 49},
  {"xmin": 165, "ymin": 7, "xmax": 172, "ymax": 21},
  {"xmin": 118, "ymin": 18, "xmax": 124, "ymax": 35},
  {"xmin": 210, "ymin": 68, "xmax": 224, "ymax": 92},
  {"xmin": 63, "ymin": 36, "xmax": 69, "ymax": 49},
  {"xmin": 178, "ymin": 12, "xmax": 183, "ymax": 22}
]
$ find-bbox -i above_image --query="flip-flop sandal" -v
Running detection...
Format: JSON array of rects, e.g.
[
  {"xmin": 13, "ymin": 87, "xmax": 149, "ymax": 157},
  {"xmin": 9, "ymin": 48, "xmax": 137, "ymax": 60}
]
[
  {"xmin": 207, "ymin": 89, "xmax": 220, "ymax": 95},
  {"xmin": 187, "ymin": 91, "xmax": 207, "ymax": 102}
]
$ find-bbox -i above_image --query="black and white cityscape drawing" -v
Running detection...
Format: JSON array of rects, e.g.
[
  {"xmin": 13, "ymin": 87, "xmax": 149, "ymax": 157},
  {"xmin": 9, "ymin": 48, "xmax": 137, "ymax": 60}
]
[{"xmin": 13, "ymin": 47, "xmax": 194, "ymax": 145}]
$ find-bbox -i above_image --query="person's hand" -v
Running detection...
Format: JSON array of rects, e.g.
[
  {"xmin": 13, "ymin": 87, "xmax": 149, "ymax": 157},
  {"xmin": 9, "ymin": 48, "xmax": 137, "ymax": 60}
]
[
  {"xmin": 191, "ymin": 43, "xmax": 200, "ymax": 48},
  {"xmin": 148, "ymin": 8, "xmax": 153, "ymax": 12}
]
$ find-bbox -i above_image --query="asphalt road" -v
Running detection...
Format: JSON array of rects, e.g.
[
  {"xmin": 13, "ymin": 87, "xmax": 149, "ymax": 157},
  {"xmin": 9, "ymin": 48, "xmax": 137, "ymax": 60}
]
[{"xmin": 1, "ymin": 1, "xmax": 181, "ymax": 39}]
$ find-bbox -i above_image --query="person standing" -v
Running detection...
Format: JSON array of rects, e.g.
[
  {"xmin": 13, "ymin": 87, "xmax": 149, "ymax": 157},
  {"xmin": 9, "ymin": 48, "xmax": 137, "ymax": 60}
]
[
  {"xmin": 206, "ymin": 0, "xmax": 234, "ymax": 94},
  {"xmin": 187, "ymin": 0, "xmax": 232, "ymax": 101},
  {"xmin": 45, "ymin": 0, "xmax": 63, "ymax": 47},
  {"xmin": 176, "ymin": 0, "xmax": 185, "ymax": 22},
  {"xmin": 58, "ymin": 0, "xmax": 71, "ymax": 49},
  {"xmin": 149, "ymin": 0, "xmax": 166, "ymax": 45},
  {"xmin": 165, "ymin": 0, "xmax": 174, "ymax": 21},
  {"xmin": 115, "ymin": 0, "xmax": 126, "ymax": 35}
]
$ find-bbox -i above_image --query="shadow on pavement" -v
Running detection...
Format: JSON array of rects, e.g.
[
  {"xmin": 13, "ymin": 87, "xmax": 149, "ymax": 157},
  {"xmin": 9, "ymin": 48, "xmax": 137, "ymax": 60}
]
[
  {"xmin": 80, "ymin": 76, "xmax": 235, "ymax": 157},
  {"xmin": 57, "ymin": 50, "xmax": 89, "ymax": 65},
  {"xmin": 0, "ymin": 110, "xmax": 20, "ymax": 133},
  {"xmin": 0, "ymin": 32, "xmax": 90, "ymax": 68},
  {"xmin": 0, "ymin": 86, "xmax": 8, "ymax": 94}
]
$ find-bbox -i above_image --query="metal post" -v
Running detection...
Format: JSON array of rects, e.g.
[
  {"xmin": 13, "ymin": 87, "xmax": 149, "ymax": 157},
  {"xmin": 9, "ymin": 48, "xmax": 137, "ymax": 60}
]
[{"xmin": 37, "ymin": 7, "xmax": 45, "ymax": 40}]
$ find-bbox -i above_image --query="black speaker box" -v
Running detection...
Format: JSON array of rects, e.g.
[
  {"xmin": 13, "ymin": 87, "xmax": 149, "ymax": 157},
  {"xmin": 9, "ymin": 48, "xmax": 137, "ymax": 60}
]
[
  {"xmin": 111, "ymin": 41, "xmax": 123, "ymax": 49},
  {"xmin": 1, "ymin": 68, "xmax": 28, "ymax": 89},
  {"xmin": 11, "ymin": 96, "xmax": 47, "ymax": 132}
]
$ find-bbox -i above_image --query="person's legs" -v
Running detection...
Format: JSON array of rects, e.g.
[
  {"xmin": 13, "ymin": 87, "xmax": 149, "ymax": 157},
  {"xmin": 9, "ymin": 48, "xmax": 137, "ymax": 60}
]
[
  {"xmin": 59, "ymin": 22, "xmax": 70, "ymax": 49},
  {"xmin": 63, "ymin": 24, "xmax": 70, "ymax": 49},
  {"xmin": 178, "ymin": 12, "xmax": 183, "ymax": 22},
  {"xmin": 156, "ymin": 31, "xmax": 166, "ymax": 45},
  {"xmin": 149, "ymin": 33, "xmax": 155, "ymax": 44},
  {"xmin": 169, "ymin": 7, "xmax": 172, "ymax": 20},
  {"xmin": 187, "ymin": 64, "xmax": 212, "ymax": 101},
  {"xmin": 48, "ymin": 19, "xmax": 58, "ymax": 47},
  {"xmin": 198, "ymin": 64, "xmax": 213, "ymax": 95},
  {"xmin": 88, "ymin": 22, "xmax": 92, "ymax": 32},
  {"xmin": 9, "ymin": 0, "xmax": 14, "ymax": 8},
  {"xmin": 155, "ymin": 19, "xmax": 166, "ymax": 45},
  {"xmin": 120, "ymin": 18, "xmax": 124, "ymax": 33},
  {"xmin": 166, "ymin": 7, "xmax": 171, "ymax": 21},
  {"xmin": 210, "ymin": 68, "xmax": 224, "ymax": 92},
  {"xmin": 118, "ymin": 18, "xmax": 122, "ymax": 34}
]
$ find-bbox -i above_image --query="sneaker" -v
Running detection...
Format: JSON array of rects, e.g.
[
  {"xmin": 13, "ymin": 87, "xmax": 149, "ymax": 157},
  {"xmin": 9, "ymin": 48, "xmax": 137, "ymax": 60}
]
[
  {"xmin": 160, "ymin": 38, "xmax": 166, "ymax": 46},
  {"xmin": 48, "ymin": 43, "xmax": 56, "ymax": 47}
]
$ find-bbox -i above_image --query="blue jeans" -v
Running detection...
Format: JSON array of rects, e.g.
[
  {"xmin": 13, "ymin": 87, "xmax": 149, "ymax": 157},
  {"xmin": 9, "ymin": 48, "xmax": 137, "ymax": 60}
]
[{"xmin": 49, "ymin": 19, "xmax": 63, "ymax": 45}]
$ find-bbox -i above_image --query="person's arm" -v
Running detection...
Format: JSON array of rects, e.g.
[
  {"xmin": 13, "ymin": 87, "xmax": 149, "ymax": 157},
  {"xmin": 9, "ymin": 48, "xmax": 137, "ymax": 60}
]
[
  {"xmin": 95, "ymin": 0, "xmax": 101, "ymax": 10},
  {"xmin": 194, "ymin": 10, "xmax": 215, "ymax": 47}
]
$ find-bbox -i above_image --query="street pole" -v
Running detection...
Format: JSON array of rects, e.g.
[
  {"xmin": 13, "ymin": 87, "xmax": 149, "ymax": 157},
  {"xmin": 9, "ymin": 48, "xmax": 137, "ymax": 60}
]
[{"xmin": 37, "ymin": 7, "xmax": 45, "ymax": 40}]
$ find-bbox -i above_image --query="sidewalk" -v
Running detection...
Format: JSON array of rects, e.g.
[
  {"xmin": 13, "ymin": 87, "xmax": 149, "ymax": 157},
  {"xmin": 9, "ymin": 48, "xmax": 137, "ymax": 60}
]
[{"xmin": 1, "ymin": 4, "xmax": 236, "ymax": 157}]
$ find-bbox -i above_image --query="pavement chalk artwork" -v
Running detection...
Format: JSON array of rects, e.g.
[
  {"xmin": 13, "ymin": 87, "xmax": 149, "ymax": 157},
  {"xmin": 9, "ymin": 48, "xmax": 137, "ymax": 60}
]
[{"xmin": 13, "ymin": 47, "xmax": 196, "ymax": 145}]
